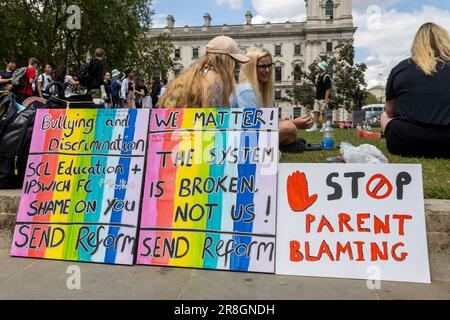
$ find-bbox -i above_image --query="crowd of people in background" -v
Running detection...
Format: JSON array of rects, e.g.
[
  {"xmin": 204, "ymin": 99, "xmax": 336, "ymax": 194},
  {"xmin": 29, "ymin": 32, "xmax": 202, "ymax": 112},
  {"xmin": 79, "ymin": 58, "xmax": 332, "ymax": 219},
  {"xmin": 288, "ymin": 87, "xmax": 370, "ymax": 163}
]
[
  {"xmin": 0, "ymin": 48, "xmax": 167, "ymax": 109},
  {"xmin": 1, "ymin": 22, "xmax": 449, "ymax": 158}
]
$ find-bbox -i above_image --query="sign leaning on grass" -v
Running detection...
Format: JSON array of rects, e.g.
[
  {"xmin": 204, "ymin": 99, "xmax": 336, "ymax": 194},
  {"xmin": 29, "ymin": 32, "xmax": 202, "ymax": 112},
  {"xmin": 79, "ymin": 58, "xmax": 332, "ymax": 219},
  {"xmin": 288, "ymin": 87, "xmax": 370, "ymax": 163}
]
[
  {"xmin": 276, "ymin": 164, "xmax": 431, "ymax": 283},
  {"xmin": 137, "ymin": 108, "xmax": 279, "ymax": 273},
  {"xmin": 10, "ymin": 109, "xmax": 149, "ymax": 265}
]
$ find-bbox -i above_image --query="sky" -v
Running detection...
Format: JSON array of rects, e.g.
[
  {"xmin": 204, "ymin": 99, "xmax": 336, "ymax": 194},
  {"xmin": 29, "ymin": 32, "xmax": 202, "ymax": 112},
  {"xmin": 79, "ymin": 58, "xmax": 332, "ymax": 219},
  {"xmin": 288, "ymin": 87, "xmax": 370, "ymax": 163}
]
[{"xmin": 152, "ymin": 0, "xmax": 450, "ymax": 88}]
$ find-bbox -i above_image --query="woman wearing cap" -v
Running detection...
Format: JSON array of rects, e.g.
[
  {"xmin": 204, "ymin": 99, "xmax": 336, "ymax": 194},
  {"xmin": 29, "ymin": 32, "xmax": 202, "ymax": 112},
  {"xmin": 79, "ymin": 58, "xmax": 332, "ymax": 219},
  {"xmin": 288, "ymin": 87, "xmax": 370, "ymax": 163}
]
[
  {"xmin": 232, "ymin": 47, "xmax": 314, "ymax": 152},
  {"xmin": 157, "ymin": 35, "xmax": 249, "ymax": 108},
  {"xmin": 381, "ymin": 23, "xmax": 450, "ymax": 158},
  {"xmin": 110, "ymin": 69, "xmax": 122, "ymax": 108}
]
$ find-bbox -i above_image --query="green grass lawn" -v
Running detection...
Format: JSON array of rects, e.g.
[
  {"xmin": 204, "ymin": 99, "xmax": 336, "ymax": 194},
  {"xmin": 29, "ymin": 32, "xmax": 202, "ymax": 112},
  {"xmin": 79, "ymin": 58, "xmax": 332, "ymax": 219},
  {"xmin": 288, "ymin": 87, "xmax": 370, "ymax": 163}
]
[{"xmin": 280, "ymin": 129, "xmax": 450, "ymax": 200}]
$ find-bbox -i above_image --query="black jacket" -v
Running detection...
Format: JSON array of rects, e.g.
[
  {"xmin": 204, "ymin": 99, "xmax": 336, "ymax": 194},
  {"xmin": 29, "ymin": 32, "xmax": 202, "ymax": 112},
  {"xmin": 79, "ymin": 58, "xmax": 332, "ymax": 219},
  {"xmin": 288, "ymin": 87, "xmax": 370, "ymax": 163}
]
[{"xmin": 87, "ymin": 58, "xmax": 104, "ymax": 90}]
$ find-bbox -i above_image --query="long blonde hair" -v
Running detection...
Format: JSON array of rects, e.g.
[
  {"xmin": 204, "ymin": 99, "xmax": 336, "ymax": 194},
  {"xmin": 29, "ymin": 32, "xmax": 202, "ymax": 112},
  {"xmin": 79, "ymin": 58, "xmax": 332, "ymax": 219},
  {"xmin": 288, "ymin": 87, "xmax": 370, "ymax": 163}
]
[
  {"xmin": 411, "ymin": 22, "xmax": 450, "ymax": 76},
  {"xmin": 239, "ymin": 47, "xmax": 274, "ymax": 107},
  {"xmin": 157, "ymin": 53, "xmax": 237, "ymax": 108}
]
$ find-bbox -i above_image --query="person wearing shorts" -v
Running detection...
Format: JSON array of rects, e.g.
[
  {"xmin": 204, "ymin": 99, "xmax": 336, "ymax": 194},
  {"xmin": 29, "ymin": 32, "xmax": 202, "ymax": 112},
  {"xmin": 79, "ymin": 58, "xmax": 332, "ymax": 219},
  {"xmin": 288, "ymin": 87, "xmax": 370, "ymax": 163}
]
[{"xmin": 307, "ymin": 61, "xmax": 332, "ymax": 132}]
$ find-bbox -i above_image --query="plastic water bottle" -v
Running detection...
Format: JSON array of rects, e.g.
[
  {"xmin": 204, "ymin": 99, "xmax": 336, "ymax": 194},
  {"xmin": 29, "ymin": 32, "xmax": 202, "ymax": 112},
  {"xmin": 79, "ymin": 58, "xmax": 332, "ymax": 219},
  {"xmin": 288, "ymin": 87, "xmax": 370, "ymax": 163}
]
[{"xmin": 322, "ymin": 121, "xmax": 335, "ymax": 150}]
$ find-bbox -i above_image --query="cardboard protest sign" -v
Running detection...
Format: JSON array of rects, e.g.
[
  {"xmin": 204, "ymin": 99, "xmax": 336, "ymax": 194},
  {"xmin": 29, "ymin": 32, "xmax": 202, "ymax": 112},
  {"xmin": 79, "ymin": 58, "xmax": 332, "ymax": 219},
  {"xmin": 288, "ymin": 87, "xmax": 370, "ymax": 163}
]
[
  {"xmin": 276, "ymin": 164, "xmax": 431, "ymax": 283},
  {"xmin": 137, "ymin": 108, "xmax": 278, "ymax": 273},
  {"xmin": 11, "ymin": 109, "xmax": 149, "ymax": 265}
]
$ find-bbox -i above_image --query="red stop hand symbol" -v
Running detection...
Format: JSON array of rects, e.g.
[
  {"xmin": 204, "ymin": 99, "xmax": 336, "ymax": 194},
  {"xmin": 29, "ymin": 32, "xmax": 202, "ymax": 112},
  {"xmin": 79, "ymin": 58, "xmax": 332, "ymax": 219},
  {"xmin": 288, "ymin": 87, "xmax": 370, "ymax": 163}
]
[{"xmin": 287, "ymin": 171, "xmax": 318, "ymax": 212}]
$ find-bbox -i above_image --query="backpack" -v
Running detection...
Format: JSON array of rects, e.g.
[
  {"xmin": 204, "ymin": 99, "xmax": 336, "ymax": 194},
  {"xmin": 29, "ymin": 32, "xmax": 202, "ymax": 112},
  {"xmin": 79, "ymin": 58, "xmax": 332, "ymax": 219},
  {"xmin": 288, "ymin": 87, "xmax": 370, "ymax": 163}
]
[
  {"xmin": 11, "ymin": 67, "xmax": 27, "ymax": 90},
  {"xmin": 76, "ymin": 63, "xmax": 91, "ymax": 87},
  {"xmin": 111, "ymin": 78, "xmax": 122, "ymax": 101},
  {"xmin": 324, "ymin": 74, "xmax": 337, "ymax": 98},
  {"xmin": 0, "ymin": 92, "xmax": 37, "ymax": 189},
  {"xmin": 33, "ymin": 74, "xmax": 52, "ymax": 97},
  {"xmin": 0, "ymin": 84, "xmax": 95, "ymax": 189}
]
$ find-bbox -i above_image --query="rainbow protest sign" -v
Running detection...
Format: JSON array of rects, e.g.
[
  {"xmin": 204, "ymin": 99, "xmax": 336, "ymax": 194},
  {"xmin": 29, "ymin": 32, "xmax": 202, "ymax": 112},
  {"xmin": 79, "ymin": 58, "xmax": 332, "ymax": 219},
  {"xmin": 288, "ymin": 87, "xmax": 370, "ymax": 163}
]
[
  {"xmin": 10, "ymin": 109, "xmax": 149, "ymax": 265},
  {"xmin": 137, "ymin": 108, "xmax": 279, "ymax": 273}
]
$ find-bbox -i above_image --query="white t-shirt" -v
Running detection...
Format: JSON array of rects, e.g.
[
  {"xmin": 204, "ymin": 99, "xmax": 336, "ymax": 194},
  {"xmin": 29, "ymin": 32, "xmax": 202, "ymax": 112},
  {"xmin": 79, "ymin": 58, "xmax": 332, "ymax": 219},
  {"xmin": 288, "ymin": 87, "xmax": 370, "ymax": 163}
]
[
  {"xmin": 38, "ymin": 74, "xmax": 53, "ymax": 93},
  {"xmin": 121, "ymin": 78, "xmax": 135, "ymax": 101},
  {"xmin": 64, "ymin": 75, "xmax": 75, "ymax": 96}
]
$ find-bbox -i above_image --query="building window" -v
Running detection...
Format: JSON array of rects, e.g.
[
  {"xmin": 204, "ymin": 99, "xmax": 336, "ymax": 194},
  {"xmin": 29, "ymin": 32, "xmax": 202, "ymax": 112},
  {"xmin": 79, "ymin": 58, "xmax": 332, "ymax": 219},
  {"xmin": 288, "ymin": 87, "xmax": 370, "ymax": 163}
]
[
  {"xmin": 293, "ymin": 65, "xmax": 302, "ymax": 81},
  {"xmin": 275, "ymin": 45, "xmax": 282, "ymax": 56},
  {"xmin": 326, "ymin": 42, "xmax": 333, "ymax": 53},
  {"xmin": 294, "ymin": 44, "xmax": 301, "ymax": 56},
  {"xmin": 192, "ymin": 48, "xmax": 199, "ymax": 59},
  {"xmin": 175, "ymin": 48, "xmax": 181, "ymax": 59},
  {"xmin": 174, "ymin": 69, "xmax": 181, "ymax": 77},
  {"xmin": 275, "ymin": 66, "xmax": 282, "ymax": 82},
  {"xmin": 326, "ymin": 0, "xmax": 334, "ymax": 19},
  {"xmin": 275, "ymin": 90, "xmax": 282, "ymax": 100}
]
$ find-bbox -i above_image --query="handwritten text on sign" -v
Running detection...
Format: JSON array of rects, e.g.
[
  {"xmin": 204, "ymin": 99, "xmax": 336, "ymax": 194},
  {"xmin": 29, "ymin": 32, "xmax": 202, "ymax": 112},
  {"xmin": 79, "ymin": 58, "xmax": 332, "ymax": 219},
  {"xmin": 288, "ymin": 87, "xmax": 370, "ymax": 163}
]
[
  {"xmin": 10, "ymin": 109, "xmax": 150, "ymax": 265},
  {"xmin": 276, "ymin": 164, "xmax": 431, "ymax": 283},
  {"xmin": 137, "ymin": 108, "xmax": 279, "ymax": 273}
]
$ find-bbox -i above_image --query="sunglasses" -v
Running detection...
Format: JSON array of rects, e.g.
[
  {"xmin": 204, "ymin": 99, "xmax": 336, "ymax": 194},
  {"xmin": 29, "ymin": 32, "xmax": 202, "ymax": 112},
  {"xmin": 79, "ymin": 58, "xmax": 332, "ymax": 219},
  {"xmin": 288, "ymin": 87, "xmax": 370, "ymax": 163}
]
[{"xmin": 257, "ymin": 63, "xmax": 274, "ymax": 70}]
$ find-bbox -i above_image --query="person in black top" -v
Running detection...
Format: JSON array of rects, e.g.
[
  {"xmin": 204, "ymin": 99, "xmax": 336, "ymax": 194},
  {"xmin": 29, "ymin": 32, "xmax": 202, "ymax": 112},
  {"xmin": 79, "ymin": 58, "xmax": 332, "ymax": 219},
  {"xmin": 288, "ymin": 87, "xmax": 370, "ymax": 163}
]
[
  {"xmin": 307, "ymin": 61, "xmax": 332, "ymax": 131},
  {"xmin": 87, "ymin": 48, "xmax": 107, "ymax": 104},
  {"xmin": 103, "ymin": 71, "xmax": 113, "ymax": 108},
  {"xmin": 382, "ymin": 23, "xmax": 450, "ymax": 158},
  {"xmin": 0, "ymin": 60, "xmax": 17, "ymax": 91},
  {"xmin": 134, "ymin": 77, "xmax": 149, "ymax": 108},
  {"xmin": 151, "ymin": 76, "xmax": 161, "ymax": 107}
]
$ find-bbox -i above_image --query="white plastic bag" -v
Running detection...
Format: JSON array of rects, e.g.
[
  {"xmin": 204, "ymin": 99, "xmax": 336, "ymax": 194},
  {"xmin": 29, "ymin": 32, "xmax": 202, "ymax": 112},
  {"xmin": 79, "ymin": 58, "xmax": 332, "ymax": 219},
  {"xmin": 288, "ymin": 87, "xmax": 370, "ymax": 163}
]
[
  {"xmin": 340, "ymin": 142, "xmax": 389, "ymax": 164},
  {"xmin": 141, "ymin": 96, "xmax": 153, "ymax": 109}
]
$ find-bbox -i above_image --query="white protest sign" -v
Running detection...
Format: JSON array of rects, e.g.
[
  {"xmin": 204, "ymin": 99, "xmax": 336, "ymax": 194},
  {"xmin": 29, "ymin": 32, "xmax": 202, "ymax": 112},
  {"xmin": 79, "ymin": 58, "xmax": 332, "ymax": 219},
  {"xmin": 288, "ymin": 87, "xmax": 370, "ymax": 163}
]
[{"xmin": 276, "ymin": 164, "xmax": 431, "ymax": 284}]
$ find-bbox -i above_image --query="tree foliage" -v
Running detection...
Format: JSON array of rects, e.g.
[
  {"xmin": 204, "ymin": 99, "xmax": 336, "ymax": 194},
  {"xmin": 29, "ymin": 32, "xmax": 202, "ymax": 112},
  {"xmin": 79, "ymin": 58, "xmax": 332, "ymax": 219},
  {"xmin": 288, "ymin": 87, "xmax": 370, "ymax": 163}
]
[
  {"xmin": 287, "ymin": 42, "xmax": 367, "ymax": 111},
  {"xmin": 363, "ymin": 91, "xmax": 382, "ymax": 105},
  {"xmin": 0, "ymin": 0, "xmax": 175, "ymax": 78},
  {"xmin": 287, "ymin": 82, "xmax": 315, "ymax": 109}
]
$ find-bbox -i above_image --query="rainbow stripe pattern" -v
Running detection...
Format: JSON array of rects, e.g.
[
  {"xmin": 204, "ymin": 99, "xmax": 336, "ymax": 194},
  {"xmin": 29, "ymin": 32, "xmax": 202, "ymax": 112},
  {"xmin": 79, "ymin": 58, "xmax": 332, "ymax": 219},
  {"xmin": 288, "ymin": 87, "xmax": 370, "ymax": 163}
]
[
  {"xmin": 11, "ymin": 109, "xmax": 149, "ymax": 265},
  {"xmin": 137, "ymin": 108, "xmax": 279, "ymax": 273}
]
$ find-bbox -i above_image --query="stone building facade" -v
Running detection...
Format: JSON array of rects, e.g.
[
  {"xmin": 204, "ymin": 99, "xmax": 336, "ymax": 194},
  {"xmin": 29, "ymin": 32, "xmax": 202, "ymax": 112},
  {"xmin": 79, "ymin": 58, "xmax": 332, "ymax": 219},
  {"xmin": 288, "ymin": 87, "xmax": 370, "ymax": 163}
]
[{"xmin": 149, "ymin": 0, "xmax": 356, "ymax": 118}]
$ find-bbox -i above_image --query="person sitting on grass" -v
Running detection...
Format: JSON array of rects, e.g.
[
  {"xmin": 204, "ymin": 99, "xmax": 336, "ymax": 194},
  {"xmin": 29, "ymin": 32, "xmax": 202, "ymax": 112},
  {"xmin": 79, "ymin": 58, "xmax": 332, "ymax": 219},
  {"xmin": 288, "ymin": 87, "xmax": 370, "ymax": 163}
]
[
  {"xmin": 231, "ymin": 47, "xmax": 313, "ymax": 153},
  {"xmin": 157, "ymin": 36, "xmax": 249, "ymax": 108},
  {"xmin": 381, "ymin": 22, "xmax": 450, "ymax": 159}
]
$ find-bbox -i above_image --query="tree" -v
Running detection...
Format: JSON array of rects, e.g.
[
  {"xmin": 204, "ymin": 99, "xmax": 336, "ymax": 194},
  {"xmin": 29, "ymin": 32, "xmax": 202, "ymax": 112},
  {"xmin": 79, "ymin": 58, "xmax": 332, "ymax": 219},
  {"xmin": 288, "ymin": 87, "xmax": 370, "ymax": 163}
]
[
  {"xmin": 286, "ymin": 82, "xmax": 315, "ymax": 110},
  {"xmin": 287, "ymin": 42, "xmax": 367, "ymax": 111},
  {"xmin": 0, "ymin": 0, "xmax": 175, "ymax": 78},
  {"xmin": 325, "ymin": 42, "xmax": 368, "ymax": 111},
  {"xmin": 362, "ymin": 92, "xmax": 382, "ymax": 106}
]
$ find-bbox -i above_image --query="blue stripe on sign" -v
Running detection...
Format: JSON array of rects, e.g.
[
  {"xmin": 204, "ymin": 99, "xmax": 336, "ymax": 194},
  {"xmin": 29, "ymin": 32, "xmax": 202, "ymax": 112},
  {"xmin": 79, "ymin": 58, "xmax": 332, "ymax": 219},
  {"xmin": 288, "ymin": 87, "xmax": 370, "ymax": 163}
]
[
  {"xmin": 80, "ymin": 110, "xmax": 114, "ymax": 262},
  {"xmin": 105, "ymin": 109, "xmax": 137, "ymax": 264},
  {"xmin": 231, "ymin": 108, "xmax": 260, "ymax": 271}
]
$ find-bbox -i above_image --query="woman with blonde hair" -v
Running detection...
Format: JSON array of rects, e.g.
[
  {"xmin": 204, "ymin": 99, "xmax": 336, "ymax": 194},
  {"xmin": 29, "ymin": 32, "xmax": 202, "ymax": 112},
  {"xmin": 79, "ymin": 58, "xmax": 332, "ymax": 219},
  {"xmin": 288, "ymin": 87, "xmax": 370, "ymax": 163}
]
[
  {"xmin": 157, "ymin": 36, "xmax": 249, "ymax": 108},
  {"xmin": 382, "ymin": 22, "xmax": 450, "ymax": 158},
  {"xmin": 232, "ymin": 47, "xmax": 313, "ymax": 153},
  {"xmin": 233, "ymin": 47, "xmax": 275, "ymax": 108}
]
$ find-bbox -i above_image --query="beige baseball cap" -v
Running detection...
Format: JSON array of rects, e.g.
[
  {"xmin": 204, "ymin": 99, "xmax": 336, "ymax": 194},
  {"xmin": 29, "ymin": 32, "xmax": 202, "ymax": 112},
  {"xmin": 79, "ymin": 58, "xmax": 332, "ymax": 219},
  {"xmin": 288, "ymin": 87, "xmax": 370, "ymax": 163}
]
[{"xmin": 206, "ymin": 36, "xmax": 250, "ymax": 64}]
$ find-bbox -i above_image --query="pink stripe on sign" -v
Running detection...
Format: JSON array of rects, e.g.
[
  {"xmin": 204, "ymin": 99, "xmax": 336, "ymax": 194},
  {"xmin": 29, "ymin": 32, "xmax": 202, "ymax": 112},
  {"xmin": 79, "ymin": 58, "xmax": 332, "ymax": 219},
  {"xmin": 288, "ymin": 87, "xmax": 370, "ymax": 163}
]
[
  {"xmin": 16, "ymin": 154, "xmax": 42, "ymax": 222},
  {"xmin": 140, "ymin": 134, "xmax": 164, "ymax": 228},
  {"xmin": 13, "ymin": 110, "xmax": 50, "ymax": 257},
  {"xmin": 29, "ymin": 110, "xmax": 48, "ymax": 153},
  {"xmin": 135, "ymin": 230, "xmax": 154, "ymax": 265},
  {"xmin": 10, "ymin": 225, "xmax": 29, "ymax": 257}
]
